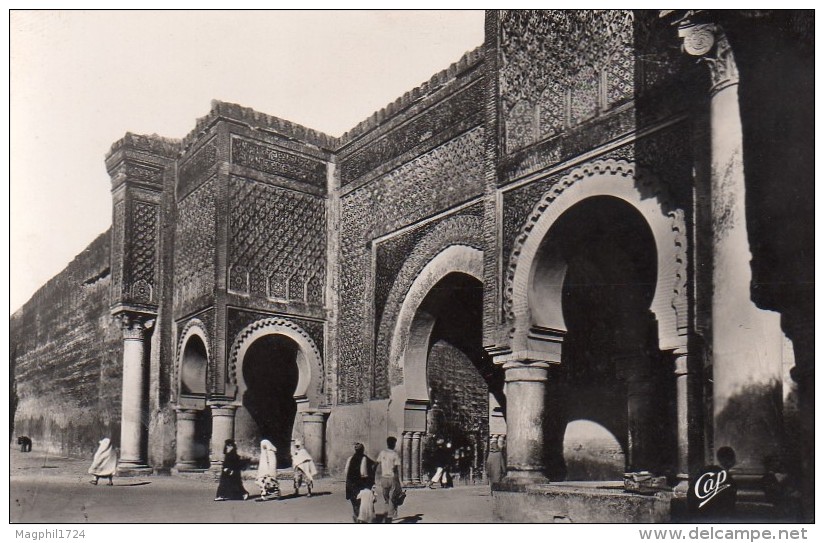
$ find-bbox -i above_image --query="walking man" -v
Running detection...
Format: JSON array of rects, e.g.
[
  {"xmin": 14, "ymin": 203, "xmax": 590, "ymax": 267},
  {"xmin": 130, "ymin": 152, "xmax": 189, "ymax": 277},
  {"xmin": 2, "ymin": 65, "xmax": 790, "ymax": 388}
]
[{"xmin": 376, "ymin": 436, "xmax": 402, "ymax": 523}]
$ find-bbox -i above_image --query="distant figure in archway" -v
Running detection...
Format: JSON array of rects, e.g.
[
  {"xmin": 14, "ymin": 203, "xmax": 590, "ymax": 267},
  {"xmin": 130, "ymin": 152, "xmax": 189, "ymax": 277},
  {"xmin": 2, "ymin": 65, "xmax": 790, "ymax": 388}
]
[
  {"xmin": 88, "ymin": 437, "xmax": 117, "ymax": 486},
  {"xmin": 428, "ymin": 438, "xmax": 452, "ymax": 489},
  {"xmin": 292, "ymin": 440, "xmax": 317, "ymax": 497},
  {"xmin": 486, "ymin": 440, "xmax": 506, "ymax": 484}
]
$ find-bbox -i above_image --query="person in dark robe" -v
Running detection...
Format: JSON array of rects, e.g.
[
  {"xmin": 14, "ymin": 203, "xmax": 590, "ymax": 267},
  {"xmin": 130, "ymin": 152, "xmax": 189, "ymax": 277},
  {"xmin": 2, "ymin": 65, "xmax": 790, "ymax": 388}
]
[
  {"xmin": 486, "ymin": 440, "xmax": 506, "ymax": 484},
  {"xmin": 344, "ymin": 442, "xmax": 374, "ymax": 521},
  {"xmin": 215, "ymin": 439, "xmax": 249, "ymax": 501}
]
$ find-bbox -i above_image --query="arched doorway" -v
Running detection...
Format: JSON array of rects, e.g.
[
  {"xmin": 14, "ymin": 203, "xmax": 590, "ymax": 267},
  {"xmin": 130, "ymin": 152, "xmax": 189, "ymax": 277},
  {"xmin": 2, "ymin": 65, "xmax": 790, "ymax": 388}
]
[
  {"xmin": 389, "ymin": 245, "xmax": 502, "ymax": 485},
  {"xmin": 420, "ymin": 272, "xmax": 499, "ymax": 481},
  {"xmin": 235, "ymin": 334, "xmax": 300, "ymax": 468},
  {"xmin": 228, "ymin": 317, "xmax": 324, "ymax": 469},
  {"xmin": 176, "ymin": 323, "xmax": 212, "ymax": 470},
  {"xmin": 533, "ymin": 196, "xmax": 675, "ymax": 480}
]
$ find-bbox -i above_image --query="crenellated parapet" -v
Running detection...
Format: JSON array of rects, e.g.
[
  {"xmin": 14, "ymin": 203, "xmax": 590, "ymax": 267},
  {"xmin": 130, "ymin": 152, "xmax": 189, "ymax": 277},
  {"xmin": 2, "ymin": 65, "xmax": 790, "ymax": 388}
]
[{"xmin": 180, "ymin": 99, "xmax": 337, "ymax": 155}]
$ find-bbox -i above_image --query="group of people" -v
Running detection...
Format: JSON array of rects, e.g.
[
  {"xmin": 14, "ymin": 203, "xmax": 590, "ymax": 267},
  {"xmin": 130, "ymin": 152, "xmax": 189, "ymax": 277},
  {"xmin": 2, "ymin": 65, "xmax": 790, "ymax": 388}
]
[
  {"xmin": 426, "ymin": 435, "xmax": 507, "ymax": 488},
  {"xmin": 214, "ymin": 438, "xmax": 318, "ymax": 501},
  {"xmin": 344, "ymin": 437, "xmax": 405, "ymax": 523},
  {"xmin": 83, "ymin": 432, "xmax": 502, "ymax": 523}
]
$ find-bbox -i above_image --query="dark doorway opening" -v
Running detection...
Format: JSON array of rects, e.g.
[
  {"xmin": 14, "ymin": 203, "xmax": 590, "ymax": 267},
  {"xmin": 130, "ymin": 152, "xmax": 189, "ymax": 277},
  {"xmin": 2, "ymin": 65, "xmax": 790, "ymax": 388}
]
[
  {"xmin": 534, "ymin": 196, "xmax": 675, "ymax": 480},
  {"xmin": 240, "ymin": 335, "xmax": 300, "ymax": 468}
]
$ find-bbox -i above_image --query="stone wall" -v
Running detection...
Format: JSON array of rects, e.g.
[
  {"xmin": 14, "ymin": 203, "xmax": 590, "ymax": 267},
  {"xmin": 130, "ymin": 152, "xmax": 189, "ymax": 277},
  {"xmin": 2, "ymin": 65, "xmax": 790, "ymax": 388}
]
[
  {"xmin": 427, "ymin": 340, "xmax": 489, "ymax": 442},
  {"xmin": 11, "ymin": 230, "xmax": 124, "ymax": 458}
]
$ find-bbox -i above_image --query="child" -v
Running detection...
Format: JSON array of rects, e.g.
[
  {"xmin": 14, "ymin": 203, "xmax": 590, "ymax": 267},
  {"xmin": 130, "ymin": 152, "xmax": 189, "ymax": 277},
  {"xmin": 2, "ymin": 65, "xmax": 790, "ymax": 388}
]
[{"xmin": 356, "ymin": 486, "xmax": 377, "ymax": 523}]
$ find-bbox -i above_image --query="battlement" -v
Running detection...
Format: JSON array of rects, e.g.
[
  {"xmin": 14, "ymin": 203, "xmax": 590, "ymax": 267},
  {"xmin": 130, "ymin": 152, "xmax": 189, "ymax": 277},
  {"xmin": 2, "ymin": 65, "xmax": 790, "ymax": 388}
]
[
  {"xmin": 106, "ymin": 132, "xmax": 181, "ymax": 161},
  {"xmin": 180, "ymin": 99, "xmax": 337, "ymax": 154},
  {"xmin": 337, "ymin": 45, "xmax": 484, "ymax": 146}
]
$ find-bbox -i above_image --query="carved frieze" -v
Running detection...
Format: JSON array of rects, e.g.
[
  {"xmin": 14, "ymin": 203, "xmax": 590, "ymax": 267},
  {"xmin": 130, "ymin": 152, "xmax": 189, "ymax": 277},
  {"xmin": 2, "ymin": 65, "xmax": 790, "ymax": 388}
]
[
  {"xmin": 178, "ymin": 140, "xmax": 218, "ymax": 199},
  {"xmin": 500, "ymin": 10, "xmax": 635, "ymax": 154},
  {"xmin": 231, "ymin": 136, "xmax": 326, "ymax": 189},
  {"xmin": 340, "ymin": 80, "xmax": 484, "ymax": 185},
  {"xmin": 125, "ymin": 162, "xmax": 164, "ymax": 186},
  {"xmin": 499, "ymin": 10, "xmax": 688, "ymax": 155},
  {"xmin": 110, "ymin": 201, "xmax": 125, "ymax": 302}
]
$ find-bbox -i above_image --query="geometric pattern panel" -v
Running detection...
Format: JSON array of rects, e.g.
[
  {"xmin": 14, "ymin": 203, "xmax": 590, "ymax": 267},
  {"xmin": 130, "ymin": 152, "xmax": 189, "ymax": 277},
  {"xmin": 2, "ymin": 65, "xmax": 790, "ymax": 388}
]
[
  {"xmin": 174, "ymin": 177, "xmax": 216, "ymax": 312},
  {"xmin": 177, "ymin": 139, "xmax": 218, "ymax": 200},
  {"xmin": 337, "ymin": 127, "xmax": 485, "ymax": 404},
  {"xmin": 340, "ymin": 80, "xmax": 484, "ymax": 185},
  {"xmin": 500, "ymin": 9, "xmax": 635, "ymax": 153},
  {"xmin": 228, "ymin": 176, "xmax": 326, "ymax": 305},
  {"xmin": 124, "ymin": 200, "xmax": 159, "ymax": 304},
  {"xmin": 110, "ymin": 201, "xmax": 125, "ymax": 303}
]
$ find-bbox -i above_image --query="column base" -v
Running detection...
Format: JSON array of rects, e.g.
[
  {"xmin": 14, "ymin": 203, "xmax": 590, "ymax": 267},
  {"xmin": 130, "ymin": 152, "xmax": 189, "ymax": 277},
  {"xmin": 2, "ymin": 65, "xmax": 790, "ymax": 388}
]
[
  {"xmin": 116, "ymin": 463, "xmax": 153, "ymax": 477},
  {"xmin": 500, "ymin": 470, "xmax": 549, "ymax": 489},
  {"xmin": 174, "ymin": 462, "xmax": 208, "ymax": 473}
]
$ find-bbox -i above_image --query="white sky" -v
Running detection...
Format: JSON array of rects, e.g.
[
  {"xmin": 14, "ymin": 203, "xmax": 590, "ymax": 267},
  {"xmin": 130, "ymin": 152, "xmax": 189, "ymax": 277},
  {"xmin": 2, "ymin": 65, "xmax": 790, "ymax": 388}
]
[{"xmin": 9, "ymin": 10, "xmax": 485, "ymax": 314}]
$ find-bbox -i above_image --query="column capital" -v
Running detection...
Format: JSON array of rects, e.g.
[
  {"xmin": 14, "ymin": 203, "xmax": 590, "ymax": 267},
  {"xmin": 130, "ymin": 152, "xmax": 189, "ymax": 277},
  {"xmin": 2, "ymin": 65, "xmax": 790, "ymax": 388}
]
[
  {"xmin": 502, "ymin": 360, "xmax": 550, "ymax": 383},
  {"xmin": 208, "ymin": 404, "xmax": 238, "ymax": 416},
  {"xmin": 669, "ymin": 14, "xmax": 739, "ymax": 94},
  {"xmin": 174, "ymin": 406, "xmax": 199, "ymax": 418},
  {"xmin": 301, "ymin": 410, "xmax": 327, "ymax": 423},
  {"xmin": 114, "ymin": 312, "xmax": 155, "ymax": 340}
]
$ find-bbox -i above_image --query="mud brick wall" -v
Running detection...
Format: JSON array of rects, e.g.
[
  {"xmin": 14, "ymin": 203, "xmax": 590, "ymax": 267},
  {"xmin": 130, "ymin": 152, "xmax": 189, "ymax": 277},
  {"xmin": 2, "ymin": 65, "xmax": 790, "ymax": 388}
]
[{"xmin": 11, "ymin": 230, "xmax": 124, "ymax": 458}]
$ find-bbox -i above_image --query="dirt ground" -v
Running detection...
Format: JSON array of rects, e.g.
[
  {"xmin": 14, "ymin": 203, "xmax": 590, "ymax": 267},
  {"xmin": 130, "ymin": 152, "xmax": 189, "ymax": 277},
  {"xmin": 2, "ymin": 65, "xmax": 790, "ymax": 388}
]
[{"xmin": 9, "ymin": 447, "xmax": 495, "ymax": 524}]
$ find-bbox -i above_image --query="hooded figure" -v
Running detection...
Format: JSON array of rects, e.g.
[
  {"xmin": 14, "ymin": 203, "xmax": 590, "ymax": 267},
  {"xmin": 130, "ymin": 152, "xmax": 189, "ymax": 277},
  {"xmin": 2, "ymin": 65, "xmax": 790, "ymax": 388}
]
[
  {"xmin": 486, "ymin": 441, "xmax": 506, "ymax": 484},
  {"xmin": 256, "ymin": 439, "xmax": 280, "ymax": 501},
  {"xmin": 215, "ymin": 439, "xmax": 249, "ymax": 501},
  {"xmin": 292, "ymin": 440, "xmax": 318, "ymax": 497},
  {"xmin": 88, "ymin": 437, "xmax": 117, "ymax": 486}
]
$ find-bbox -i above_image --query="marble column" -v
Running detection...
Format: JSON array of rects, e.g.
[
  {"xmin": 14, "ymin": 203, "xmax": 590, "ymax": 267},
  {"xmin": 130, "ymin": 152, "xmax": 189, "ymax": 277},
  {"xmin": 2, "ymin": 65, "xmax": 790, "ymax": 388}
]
[
  {"xmin": 209, "ymin": 404, "xmax": 237, "ymax": 467},
  {"xmin": 672, "ymin": 347, "xmax": 701, "ymax": 496},
  {"xmin": 174, "ymin": 407, "xmax": 199, "ymax": 471},
  {"xmin": 402, "ymin": 431, "xmax": 413, "ymax": 485},
  {"xmin": 680, "ymin": 27, "xmax": 784, "ymax": 479},
  {"xmin": 116, "ymin": 314, "xmax": 153, "ymax": 472},
  {"xmin": 626, "ymin": 377, "xmax": 655, "ymax": 473},
  {"xmin": 301, "ymin": 411, "xmax": 326, "ymax": 470},
  {"xmin": 411, "ymin": 432, "xmax": 422, "ymax": 485},
  {"xmin": 502, "ymin": 360, "xmax": 550, "ymax": 483}
]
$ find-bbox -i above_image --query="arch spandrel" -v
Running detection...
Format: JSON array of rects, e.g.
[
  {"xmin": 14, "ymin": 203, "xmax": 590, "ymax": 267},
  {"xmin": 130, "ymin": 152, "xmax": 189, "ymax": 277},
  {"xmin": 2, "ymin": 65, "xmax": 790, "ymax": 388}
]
[
  {"xmin": 504, "ymin": 159, "xmax": 688, "ymax": 355},
  {"xmin": 227, "ymin": 317, "xmax": 324, "ymax": 410},
  {"xmin": 375, "ymin": 214, "xmax": 484, "ymax": 397}
]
